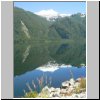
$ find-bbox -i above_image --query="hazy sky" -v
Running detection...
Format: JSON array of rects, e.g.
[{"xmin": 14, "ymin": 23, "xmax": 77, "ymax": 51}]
[{"xmin": 14, "ymin": 2, "xmax": 86, "ymax": 14}]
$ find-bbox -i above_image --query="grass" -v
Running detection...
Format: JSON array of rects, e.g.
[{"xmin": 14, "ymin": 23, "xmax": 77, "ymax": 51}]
[
  {"xmin": 79, "ymin": 78, "xmax": 86, "ymax": 89},
  {"xmin": 23, "ymin": 74, "xmax": 52, "ymax": 98},
  {"xmin": 23, "ymin": 91, "xmax": 38, "ymax": 98},
  {"xmin": 75, "ymin": 78, "xmax": 86, "ymax": 94},
  {"xmin": 69, "ymin": 68, "xmax": 86, "ymax": 94}
]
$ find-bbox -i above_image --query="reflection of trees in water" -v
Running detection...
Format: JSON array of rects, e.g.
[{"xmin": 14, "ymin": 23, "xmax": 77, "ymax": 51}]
[
  {"xmin": 49, "ymin": 42, "xmax": 86, "ymax": 66},
  {"xmin": 14, "ymin": 41, "xmax": 86, "ymax": 76}
]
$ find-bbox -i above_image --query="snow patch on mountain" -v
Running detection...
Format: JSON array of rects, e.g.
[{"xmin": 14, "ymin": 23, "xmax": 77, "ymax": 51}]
[{"xmin": 35, "ymin": 9, "xmax": 71, "ymax": 21}]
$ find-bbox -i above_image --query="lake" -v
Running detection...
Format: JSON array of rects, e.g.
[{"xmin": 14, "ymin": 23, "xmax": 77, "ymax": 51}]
[{"xmin": 14, "ymin": 41, "xmax": 86, "ymax": 97}]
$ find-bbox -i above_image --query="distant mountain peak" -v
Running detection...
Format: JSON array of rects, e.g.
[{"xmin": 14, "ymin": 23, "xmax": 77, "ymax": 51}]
[{"xmin": 35, "ymin": 9, "xmax": 71, "ymax": 21}]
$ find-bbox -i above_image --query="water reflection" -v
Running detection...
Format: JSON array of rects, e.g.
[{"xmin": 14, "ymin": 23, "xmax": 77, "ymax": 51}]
[
  {"xmin": 14, "ymin": 41, "xmax": 86, "ymax": 76},
  {"xmin": 14, "ymin": 66, "xmax": 86, "ymax": 97}
]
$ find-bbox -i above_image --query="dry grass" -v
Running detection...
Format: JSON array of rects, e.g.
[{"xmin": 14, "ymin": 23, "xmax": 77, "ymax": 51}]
[
  {"xmin": 79, "ymin": 78, "xmax": 86, "ymax": 89},
  {"xmin": 75, "ymin": 78, "xmax": 86, "ymax": 94},
  {"xmin": 23, "ymin": 91, "xmax": 38, "ymax": 98},
  {"xmin": 23, "ymin": 74, "xmax": 52, "ymax": 98}
]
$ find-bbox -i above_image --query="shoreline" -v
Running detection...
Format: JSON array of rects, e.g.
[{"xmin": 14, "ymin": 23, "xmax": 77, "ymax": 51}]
[{"xmin": 23, "ymin": 77, "xmax": 86, "ymax": 98}]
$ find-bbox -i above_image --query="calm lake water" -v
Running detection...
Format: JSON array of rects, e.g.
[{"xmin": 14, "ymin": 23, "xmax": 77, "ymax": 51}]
[
  {"xmin": 14, "ymin": 41, "xmax": 86, "ymax": 97},
  {"xmin": 14, "ymin": 66, "xmax": 86, "ymax": 97}
]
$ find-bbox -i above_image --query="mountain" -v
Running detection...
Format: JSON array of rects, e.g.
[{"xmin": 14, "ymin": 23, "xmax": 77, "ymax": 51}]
[
  {"xmin": 48, "ymin": 13, "xmax": 86, "ymax": 40},
  {"xmin": 14, "ymin": 7, "xmax": 50, "ymax": 43},
  {"xmin": 35, "ymin": 9, "xmax": 71, "ymax": 21},
  {"xmin": 14, "ymin": 7, "xmax": 86, "ymax": 41},
  {"xmin": 14, "ymin": 7, "xmax": 86, "ymax": 75}
]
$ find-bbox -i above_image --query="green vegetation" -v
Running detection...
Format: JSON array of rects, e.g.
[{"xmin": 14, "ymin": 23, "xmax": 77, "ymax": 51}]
[
  {"xmin": 14, "ymin": 7, "xmax": 85, "ymax": 42},
  {"xmin": 79, "ymin": 78, "xmax": 86, "ymax": 89},
  {"xmin": 23, "ymin": 77, "xmax": 86, "ymax": 98},
  {"xmin": 23, "ymin": 91, "xmax": 38, "ymax": 98},
  {"xmin": 22, "ymin": 75, "xmax": 52, "ymax": 98},
  {"xmin": 14, "ymin": 7, "xmax": 50, "ymax": 42},
  {"xmin": 14, "ymin": 7, "xmax": 86, "ymax": 75},
  {"xmin": 75, "ymin": 87, "xmax": 81, "ymax": 94},
  {"xmin": 75, "ymin": 78, "xmax": 86, "ymax": 94}
]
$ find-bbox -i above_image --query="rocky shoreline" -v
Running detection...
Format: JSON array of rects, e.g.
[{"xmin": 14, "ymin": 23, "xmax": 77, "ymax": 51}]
[{"xmin": 38, "ymin": 78, "xmax": 86, "ymax": 98}]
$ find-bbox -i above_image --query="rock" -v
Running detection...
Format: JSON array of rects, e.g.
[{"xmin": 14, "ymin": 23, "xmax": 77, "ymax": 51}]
[
  {"xmin": 71, "ymin": 92, "xmax": 86, "ymax": 98},
  {"xmin": 39, "ymin": 86, "xmax": 50, "ymax": 98},
  {"xmin": 76, "ymin": 78, "xmax": 81, "ymax": 82},
  {"xmin": 69, "ymin": 78, "xmax": 75, "ymax": 86},
  {"xmin": 62, "ymin": 81, "xmax": 69, "ymax": 87},
  {"xmin": 49, "ymin": 88, "xmax": 61, "ymax": 98},
  {"xmin": 60, "ymin": 89, "xmax": 67, "ymax": 94},
  {"xmin": 79, "ymin": 92, "xmax": 86, "ymax": 98},
  {"xmin": 61, "ymin": 78, "xmax": 75, "ymax": 89},
  {"xmin": 50, "ymin": 87, "xmax": 56, "ymax": 92},
  {"xmin": 41, "ymin": 86, "xmax": 50, "ymax": 95},
  {"xmin": 62, "ymin": 81, "xmax": 69, "ymax": 88},
  {"xmin": 39, "ymin": 78, "xmax": 86, "ymax": 98},
  {"xmin": 67, "ymin": 87, "xmax": 74, "ymax": 93},
  {"xmin": 52, "ymin": 93, "xmax": 60, "ymax": 97},
  {"xmin": 49, "ymin": 87, "xmax": 61, "ymax": 98},
  {"xmin": 55, "ymin": 88, "xmax": 60, "ymax": 93},
  {"xmin": 42, "ymin": 86, "xmax": 50, "ymax": 92}
]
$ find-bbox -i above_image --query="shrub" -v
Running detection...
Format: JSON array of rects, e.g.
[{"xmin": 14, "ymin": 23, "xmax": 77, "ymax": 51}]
[
  {"xmin": 75, "ymin": 87, "xmax": 81, "ymax": 94},
  {"xmin": 74, "ymin": 78, "xmax": 86, "ymax": 94},
  {"xmin": 79, "ymin": 78, "xmax": 86, "ymax": 89},
  {"xmin": 24, "ymin": 91, "xmax": 38, "ymax": 98}
]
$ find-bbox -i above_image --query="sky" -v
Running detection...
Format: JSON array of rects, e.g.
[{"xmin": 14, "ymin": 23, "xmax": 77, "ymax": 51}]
[{"xmin": 14, "ymin": 2, "xmax": 86, "ymax": 14}]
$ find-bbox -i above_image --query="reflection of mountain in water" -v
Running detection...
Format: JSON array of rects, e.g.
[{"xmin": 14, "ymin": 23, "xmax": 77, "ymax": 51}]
[
  {"xmin": 14, "ymin": 41, "xmax": 85, "ymax": 76},
  {"xmin": 14, "ymin": 66, "xmax": 86, "ymax": 97}
]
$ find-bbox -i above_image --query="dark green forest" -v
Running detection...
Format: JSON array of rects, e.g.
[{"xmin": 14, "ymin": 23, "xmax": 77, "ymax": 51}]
[{"xmin": 14, "ymin": 7, "xmax": 86, "ymax": 75}]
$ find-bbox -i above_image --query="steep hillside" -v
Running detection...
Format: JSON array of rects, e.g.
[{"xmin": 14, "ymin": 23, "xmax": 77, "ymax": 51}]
[
  {"xmin": 14, "ymin": 7, "xmax": 50, "ymax": 43},
  {"xmin": 48, "ymin": 13, "xmax": 86, "ymax": 40},
  {"xmin": 14, "ymin": 7, "xmax": 86, "ymax": 41}
]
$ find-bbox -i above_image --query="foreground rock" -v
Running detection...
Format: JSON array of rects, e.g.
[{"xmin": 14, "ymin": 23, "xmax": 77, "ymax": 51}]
[{"xmin": 39, "ymin": 78, "xmax": 86, "ymax": 98}]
